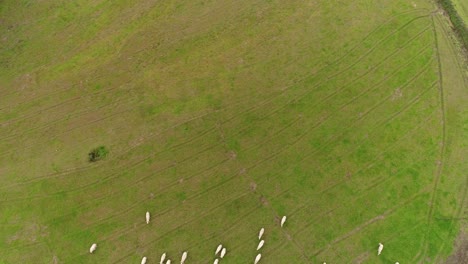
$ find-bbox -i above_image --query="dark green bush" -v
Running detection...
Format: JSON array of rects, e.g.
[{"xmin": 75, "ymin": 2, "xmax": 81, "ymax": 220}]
[{"xmin": 88, "ymin": 146, "xmax": 109, "ymax": 162}]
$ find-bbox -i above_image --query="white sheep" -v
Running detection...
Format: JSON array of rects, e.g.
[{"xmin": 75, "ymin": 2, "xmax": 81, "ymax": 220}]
[
  {"xmin": 166, "ymin": 259, "xmax": 171, "ymax": 264},
  {"xmin": 258, "ymin": 228, "xmax": 265, "ymax": 240},
  {"xmin": 280, "ymin": 216, "xmax": 287, "ymax": 227},
  {"xmin": 89, "ymin": 243, "xmax": 97, "ymax": 254},
  {"xmin": 160, "ymin": 253, "xmax": 166, "ymax": 264},
  {"xmin": 215, "ymin": 244, "xmax": 223, "ymax": 255},
  {"xmin": 146, "ymin": 211, "xmax": 150, "ymax": 224},
  {"xmin": 180, "ymin": 251, "xmax": 187, "ymax": 264},
  {"xmin": 220, "ymin": 247, "xmax": 227, "ymax": 258},
  {"xmin": 254, "ymin": 253, "xmax": 262, "ymax": 264},
  {"xmin": 257, "ymin": 240, "xmax": 265, "ymax": 250},
  {"xmin": 141, "ymin": 257, "xmax": 147, "ymax": 264},
  {"xmin": 213, "ymin": 259, "xmax": 219, "ymax": 264},
  {"xmin": 378, "ymin": 243, "xmax": 384, "ymax": 255}
]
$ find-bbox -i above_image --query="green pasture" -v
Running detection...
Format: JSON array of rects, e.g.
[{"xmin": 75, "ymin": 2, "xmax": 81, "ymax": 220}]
[
  {"xmin": 453, "ymin": 0, "xmax": 468, "ymax": 24},
  {"xmin": 0, "ymin": 0, "xmax": 466, "ymax": 263}
]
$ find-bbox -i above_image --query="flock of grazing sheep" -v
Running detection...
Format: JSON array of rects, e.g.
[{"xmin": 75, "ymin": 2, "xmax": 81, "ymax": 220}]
[{"xmin": 88, "ymin": 213, "xmax": 399, "ymax": 263}]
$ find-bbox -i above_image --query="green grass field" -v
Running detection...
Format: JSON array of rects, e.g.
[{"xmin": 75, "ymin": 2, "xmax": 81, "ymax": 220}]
[
  {"xmin": 0, "ymin": 0, "xmax": 467, "ymax": 263},
  {"xmin": 453, "ymin": 0, "xmax": 468, "ymax": 23}
]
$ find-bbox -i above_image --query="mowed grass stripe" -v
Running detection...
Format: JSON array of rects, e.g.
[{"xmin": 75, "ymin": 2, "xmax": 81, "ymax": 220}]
[
  {"xmin": 1, "ymin": 49, "xmax": 436, "ymax": 262},
  {"xmin": 221, "ymin": 25, "xmax": 434, "ymax": 157},
  {"xmin": 0, "ymin": 0, "xmax": 304, "ymax": 130},
  {"xmin": 0, "ymin": 2, "xmax": 424, "ymax": 104},
  {"xmin": 210, "ymin": 86, "xmax": 440, "ymax": 262},
  {"xmin": 239, "ymin": 51, "xmax": 440, "ymax": 260},
  {"xmin": 107, "ymin": 193, "xmax": 260, "ymax": 263},
  {"xmin": 282, "ymin": 109, "xmax": 442, "ymax": 262},
  {"xmin": 4, "ymin": 132, "xmax": 245, "ymax": 254},
  {"xmin": 247, "ymin": 69, "xmax": 440, "ymax": 223},
  {"xmin": 312, "ymin": 189, "xmax": 428, "ymax": 258},
  {"xmin": 0, "ymin": 114, "xmax": 223, "ymax": 199},
  {"xmin": 0, "ymin": 109, "xmax": 221, "ymax": 189},
  {"xmin": 0, "ymin": 11, "xmax": 432, "ymax": 203},
  {"xmin": 221, "ymin": 26, "xmax": 434, "ymax": 169},
  {"xmin": 235, "ymin": 57, "xmax": 436, "ymax": 186},
  {"xmin": 0, "ymin": 7, "xmax": 426, "ymax": 192},
  {"xmin": 258, "ymin": 110, "xmax": 440, "ymax": 258},
  {"xmin": 286, "ymin": 157, "xmax": 437, "ymax": 262},
  {"xmin": 222, "ymin": 26, "xmax": 432, "ymax": 143},
  {"xmin": 321, "ymin": 194, "xmax": 431, "ymax": 263},
  {"xmin": 64, "ymin": 87, "xmax": 436, "ymax": 262},
  {"xmin": 1, "ymin": 144, "xmax": 228, "ymax": 238},
  {"xmin": 0, "ymin": 7, "xmax": 424, "ymax": 159},
  {"xmin": 59, "ymin": 179, "xmax": 259, "ymax": 261},
  {"xmin": 262, "ymin": 77, "xmax": 440, "ymax": 235},
  {"xmin": 279, "ymin": 100, "xmax": 439, "ymax": 224},
  {"xmin": 176, "ymin": 27, "xmax": 438, "ymax": 264}
]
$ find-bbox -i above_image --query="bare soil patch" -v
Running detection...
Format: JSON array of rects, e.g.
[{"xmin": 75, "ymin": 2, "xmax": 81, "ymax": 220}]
[{"xmin": 444, "ymin": 232, "xmax": 468, "ymax": 264}]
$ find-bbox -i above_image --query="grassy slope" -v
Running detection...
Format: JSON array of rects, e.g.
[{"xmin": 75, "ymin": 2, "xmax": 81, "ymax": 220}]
[
  {"xmin": 432, "ymin": 7, "xmax": 468, "ymax": 263},
  {"xmin": 0, "ymin": 0, "xmax": 466, "ymax": 263},
  {"xmin": 452, "ymin": 0, "xmax": 468, "ymax": 23}
]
